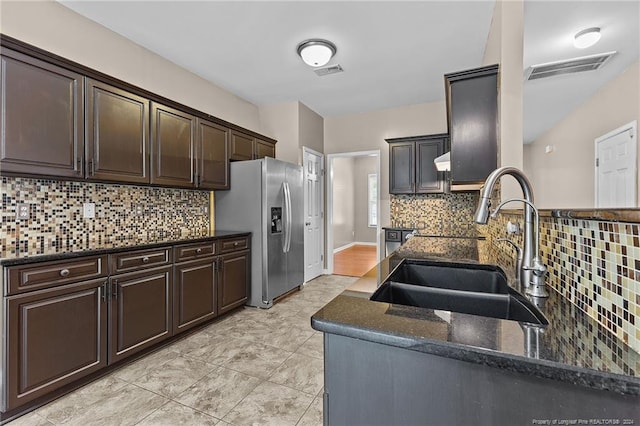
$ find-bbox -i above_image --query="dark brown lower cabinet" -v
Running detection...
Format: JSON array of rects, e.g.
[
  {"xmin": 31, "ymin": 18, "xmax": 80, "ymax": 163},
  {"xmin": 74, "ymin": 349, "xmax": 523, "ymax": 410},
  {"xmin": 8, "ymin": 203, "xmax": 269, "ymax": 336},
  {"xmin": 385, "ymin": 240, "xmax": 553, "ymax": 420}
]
[
  {"xmin": 5, "ymin": 278, "xmax": 108, "ymax": 410},
  {"xmin": 218, "ymin": 250, "xmax": 250, "ymax": 315},
  {"xmin": 173, "ymin": 257, "xmax": 217, "ymax": 334},
  {"xmin": 108, "ymin": 266, "xmax": 172, "ymax": 364}
]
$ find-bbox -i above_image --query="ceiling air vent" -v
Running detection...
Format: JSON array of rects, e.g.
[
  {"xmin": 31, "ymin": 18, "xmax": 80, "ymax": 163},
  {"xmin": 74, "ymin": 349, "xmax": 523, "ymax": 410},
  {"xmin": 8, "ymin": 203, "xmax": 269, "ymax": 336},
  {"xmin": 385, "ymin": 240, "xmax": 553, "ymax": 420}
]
[
  {"xmin": 314, "ymin": 64, "xmax": 344, "ymax": 77},
  {"xmin": 525, "ymin": 51, "xmax": 617, "ymax": 81}
]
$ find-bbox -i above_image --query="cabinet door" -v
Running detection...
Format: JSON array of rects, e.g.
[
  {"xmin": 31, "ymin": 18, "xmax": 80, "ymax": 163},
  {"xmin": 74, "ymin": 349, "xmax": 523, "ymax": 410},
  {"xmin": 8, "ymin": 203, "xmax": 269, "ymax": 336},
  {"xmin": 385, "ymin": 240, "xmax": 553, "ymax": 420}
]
[
  {"xmin": 218, "ymin": 250, "xmax": 250, "ymax": 315},
  {"xmin": 86, "ymin": 79, "xmax": 149, "ymax": 184},
  {"xmin": 254, "ymin": 139, "xmax": 275, "ymax": 159},
  {"xmin": 197, "ymin": 119, "xmax": 229, "ymax": 189},
  {"xmin": 416, "ymin": 138, "xmax": 447, "ymax": 193},
  {"xmin": 6, "ymin": 278, "xmax": 107, "ymax": 410},
  {"xmin": 109, "ymin": 266, "xmax": 172, "ymax": 363},
  {"xmin": 229, "ymin": 131, "xmax": 254, "ymax": 161},
  {"xmin": 389, "ymin": 142, "xmax": 415, "ymax": 194},
  {"xmin": 0, "ymin": 49, "xmax": 84, "ymax": 178},
  {"xmin": 173, "ymin": 258, "xmax": 217, "ymax": 334},
  {"xmin": 447, "ymin": 67, "xmax": 498, "ymax": 184},
  {"xmin": 150, "ymin": 103, "xmax": 195, "ymax": 187}
]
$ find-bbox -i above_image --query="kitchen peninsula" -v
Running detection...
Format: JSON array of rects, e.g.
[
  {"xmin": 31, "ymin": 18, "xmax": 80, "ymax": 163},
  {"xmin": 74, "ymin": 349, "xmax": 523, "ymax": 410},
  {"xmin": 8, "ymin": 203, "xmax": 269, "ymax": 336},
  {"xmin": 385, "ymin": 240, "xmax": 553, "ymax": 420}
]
[{"xmin": 312, "ymin": 235, "xmax": 640, "ymax": 425}]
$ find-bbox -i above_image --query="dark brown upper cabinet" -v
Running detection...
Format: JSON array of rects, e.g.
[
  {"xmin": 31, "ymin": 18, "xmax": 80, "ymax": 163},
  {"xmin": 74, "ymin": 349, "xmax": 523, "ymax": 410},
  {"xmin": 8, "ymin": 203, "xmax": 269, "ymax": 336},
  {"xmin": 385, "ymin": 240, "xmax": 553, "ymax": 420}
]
[
  {"xmin": 445, "ymin": 64, "xmax": 498, "ymax": 186},
  {"xmin": 387, "ymin": 134, "xmax": 448, "ymax": 194},
  {"xmin": 229, "ymin": 130, "xmax": 255, "ymax": 161},
  {"xmin": 86, "ymin": 79, "xmax": 150, "ymax": 184},
  {"xmin": 150, "ymin": 103, "xmax": 196, "ymax": 188},
  {"xmin": 255, "ymin": 138, "xmax": 275, "ymax": 159},
  {"xmin": 0, "ymin": 48, "xmax": 84, "ymax": 178},
  {"xmin": 197, "ymin": 119, "xmax": 229, "ymax": 190}
]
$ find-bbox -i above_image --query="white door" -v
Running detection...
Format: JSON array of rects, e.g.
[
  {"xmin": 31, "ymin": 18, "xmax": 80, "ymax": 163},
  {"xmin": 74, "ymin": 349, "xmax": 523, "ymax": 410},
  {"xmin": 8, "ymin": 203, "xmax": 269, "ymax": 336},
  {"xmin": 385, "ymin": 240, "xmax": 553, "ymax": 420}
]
[
  {"xmin": 595, "ymin": 121, "xmax": 637, "ymax": 208},
  {"xmin": 303, "ymin": 147, "xmax": 324, "ymax": 282}
]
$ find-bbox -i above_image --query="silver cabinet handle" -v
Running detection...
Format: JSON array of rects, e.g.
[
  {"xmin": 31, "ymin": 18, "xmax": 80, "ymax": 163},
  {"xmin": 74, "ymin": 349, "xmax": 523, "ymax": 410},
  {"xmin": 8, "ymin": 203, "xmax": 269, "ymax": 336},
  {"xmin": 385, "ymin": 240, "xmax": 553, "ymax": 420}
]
[
  {"xmin": 196, "ymin": 248, "xmax": 203, "ymax": 254},
  {"xmin": 234, "ymin": 242, "xmax": 239, "ymax": 247},
  {"xmin": 142, "ymin": 256, "xmax": 150, "ymax": 263},
  {"xmin": 59, "ymin": 269, "xmax": 70, "ymax": 277}
]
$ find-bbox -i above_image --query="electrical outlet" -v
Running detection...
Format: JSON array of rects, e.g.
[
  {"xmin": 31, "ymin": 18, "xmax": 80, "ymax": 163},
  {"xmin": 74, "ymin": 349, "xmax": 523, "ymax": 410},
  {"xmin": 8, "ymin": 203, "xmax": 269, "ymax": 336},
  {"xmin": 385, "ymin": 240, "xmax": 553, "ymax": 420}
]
[
  {"xmin": 202, "ymin": 205, "xmax": 209, "ymax": 215},
  {"xmin": 83, "ymin": 202, "xmax": 95, "ymax": 219},
  {"xmin": 16, "ymin": 203, "xmax": 30, "ymax": 219},
  {"xmin": 506, "ymin": 220, "xmax": 520, "ymax": 235},
  {"xmin": 134, "ymin": 204, "xmax": 143, "ymax": 216}
]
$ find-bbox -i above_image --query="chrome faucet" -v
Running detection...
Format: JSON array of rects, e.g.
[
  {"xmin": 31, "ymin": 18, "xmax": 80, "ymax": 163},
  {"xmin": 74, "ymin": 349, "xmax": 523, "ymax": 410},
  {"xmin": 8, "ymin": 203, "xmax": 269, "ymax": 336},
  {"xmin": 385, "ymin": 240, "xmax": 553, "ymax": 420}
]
[{"xmin": 474, "ymin": 167, "xmax": 549, "ymax": 298}]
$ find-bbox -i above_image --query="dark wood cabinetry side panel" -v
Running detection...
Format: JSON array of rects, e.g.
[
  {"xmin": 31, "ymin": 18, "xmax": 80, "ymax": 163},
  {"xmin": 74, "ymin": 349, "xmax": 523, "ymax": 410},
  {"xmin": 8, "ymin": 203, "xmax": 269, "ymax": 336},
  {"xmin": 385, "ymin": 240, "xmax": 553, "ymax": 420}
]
[
  {"xmin": 6, "ymin": 279, "xmax": 107, "ymax": 410},
  {"xmin": 173, "ymin": 258, "xmax": 217, "ymax": 333},
  {"xmin": 86, "ymin": 79, "xmax": 149, "ymax": 184},
  {"xmin": 389, "ymin": 142, "xmax": 415, "ymax": 194},
  {"xmin": 150, "ymin": 103, "xmax": 195, "ymax": 187},
  {"xmin": 218, "ymin": 250, "xmax": 250, "ymax": 315},
  {"xmin": 0, "ymin": 49, "xmax": 84, "ymax": 178},
  {"xmin": 416, "ymin": 138, "xmax": 447, "ymax": 193},
  {"xmin": 197, "ymin": 119, "xmax": 229, "ymax": 189},
  {"xmin": 229, "ymin": 131, "xmax": 254, "ymax": 161},
  {"xmin": 254, "ymin": 139, "xmax": 275, "ymax": 159},
  {"xmin": 109, "ymin": 266, "xmax": 172, "ymax": 363}
]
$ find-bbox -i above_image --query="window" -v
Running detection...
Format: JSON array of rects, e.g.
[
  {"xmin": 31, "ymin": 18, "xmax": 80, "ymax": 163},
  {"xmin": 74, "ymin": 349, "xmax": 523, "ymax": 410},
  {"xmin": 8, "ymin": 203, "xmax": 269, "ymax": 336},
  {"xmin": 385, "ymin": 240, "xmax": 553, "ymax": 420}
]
[{"xmin": 368, "ymin": 173, "xmax": 377, "ymax": 227}]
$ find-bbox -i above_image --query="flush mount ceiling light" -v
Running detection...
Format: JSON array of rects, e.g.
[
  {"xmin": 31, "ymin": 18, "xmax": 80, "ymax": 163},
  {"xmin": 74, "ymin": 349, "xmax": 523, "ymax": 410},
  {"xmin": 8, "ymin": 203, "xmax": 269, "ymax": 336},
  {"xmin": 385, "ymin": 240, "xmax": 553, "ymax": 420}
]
[
  {"xmin": 574, "ymin": 27, "xmax": 601, "ymax": 49},
  {"xmin": 297, "ymin": 39, "xmax": 336, "ymax": 67}
]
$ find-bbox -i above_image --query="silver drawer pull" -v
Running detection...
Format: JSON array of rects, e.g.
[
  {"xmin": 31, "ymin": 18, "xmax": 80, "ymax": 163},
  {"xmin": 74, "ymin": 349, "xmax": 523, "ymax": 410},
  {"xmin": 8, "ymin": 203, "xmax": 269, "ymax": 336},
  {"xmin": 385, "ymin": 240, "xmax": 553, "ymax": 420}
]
[
  {"xmin": 59, "ymin": 269, "xmax": 70, "ymax": 277},
  {"xmin": 196, "ymin": 248, "xmax": 203, "ymax": 254},
  {"xmin": 142, "ymin": 256, "xmax": 150, "ymax": 263},
  {"xmin": 234, "ymin": 242, "xmax": 239, "ymax": 247}
]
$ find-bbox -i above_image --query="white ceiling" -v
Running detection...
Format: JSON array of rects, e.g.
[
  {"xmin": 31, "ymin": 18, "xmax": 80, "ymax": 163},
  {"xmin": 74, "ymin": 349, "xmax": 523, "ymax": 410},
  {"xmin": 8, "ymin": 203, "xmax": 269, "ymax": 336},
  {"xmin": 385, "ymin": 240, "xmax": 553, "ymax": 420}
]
[{"xmin": 58, "ymin": 0, "xmax": 639, "ymax": 144}]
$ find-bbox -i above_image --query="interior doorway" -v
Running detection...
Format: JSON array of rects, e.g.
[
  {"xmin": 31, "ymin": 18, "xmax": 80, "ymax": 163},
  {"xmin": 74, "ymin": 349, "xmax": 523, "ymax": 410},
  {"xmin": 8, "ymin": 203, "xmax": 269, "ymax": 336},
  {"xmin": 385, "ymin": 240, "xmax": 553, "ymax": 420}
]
[
  {"xmin": 303, "ymin": 147, "xmax": 324, "ymax": 282},
  {"xmin": 326, "ymin": 150, "xmax": 381, "ymax": 275},
  {"xmin": 595, "ymin": 120, "xmax": 637, "ymax": 208}
]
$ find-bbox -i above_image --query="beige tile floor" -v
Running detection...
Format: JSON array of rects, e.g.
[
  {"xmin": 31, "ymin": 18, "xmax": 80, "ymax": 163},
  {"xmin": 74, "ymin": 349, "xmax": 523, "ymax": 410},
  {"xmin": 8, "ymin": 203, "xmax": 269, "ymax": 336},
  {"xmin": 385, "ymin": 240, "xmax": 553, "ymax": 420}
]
[{"xmin": 8, "ymin": 275, "xmax": 357, "ymax": 426}]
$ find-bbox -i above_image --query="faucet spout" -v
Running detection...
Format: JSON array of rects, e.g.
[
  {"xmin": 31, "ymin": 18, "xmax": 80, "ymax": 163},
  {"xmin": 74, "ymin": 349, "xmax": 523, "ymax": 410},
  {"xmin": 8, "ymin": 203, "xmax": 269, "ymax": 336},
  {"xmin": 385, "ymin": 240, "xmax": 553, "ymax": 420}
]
[{"xmin": 473, "ymin": 167, "xmax": 548, "ymax": 298}]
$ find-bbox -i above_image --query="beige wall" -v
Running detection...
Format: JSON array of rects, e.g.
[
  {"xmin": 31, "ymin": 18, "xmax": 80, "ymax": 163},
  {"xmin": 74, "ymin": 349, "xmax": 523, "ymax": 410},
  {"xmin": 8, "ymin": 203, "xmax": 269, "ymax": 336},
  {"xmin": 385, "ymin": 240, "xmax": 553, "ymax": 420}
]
[
  {"xmin": 332, "ymin": 157, "xmax": 355, "ymax": 249},
  {"xmin": 259, "ymin": 102, "xmax": 300, "ymax": 164},
  {"xmin": 354, "ymin": 156, "xmax": 378, "ymax": 243},
  {"xmin": 324, "ymin": 101, "xmax": 447, "ymax": 228},
  {"xmin": 524, "ymin": 60, "xmax": 640, "ymax": 209},
  {"xmin": 299, "ymin": 103, "xmax": 324, "ymax": 156},
  {"xmin": 482, "ymin": 0, "xmax": 525, "ymax": 201},
  {"xmin": 1, "ymin": 0, "xmax": 262, "ymax": 132}
]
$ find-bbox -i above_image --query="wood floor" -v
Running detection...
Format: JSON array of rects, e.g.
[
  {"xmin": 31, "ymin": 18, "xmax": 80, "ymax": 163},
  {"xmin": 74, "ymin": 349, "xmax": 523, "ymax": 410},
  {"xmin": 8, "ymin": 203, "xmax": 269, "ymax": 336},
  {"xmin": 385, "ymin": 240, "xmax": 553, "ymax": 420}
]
[{"xmin": 333, "ymin": 244, "xmax": 377, "ymax": 277}]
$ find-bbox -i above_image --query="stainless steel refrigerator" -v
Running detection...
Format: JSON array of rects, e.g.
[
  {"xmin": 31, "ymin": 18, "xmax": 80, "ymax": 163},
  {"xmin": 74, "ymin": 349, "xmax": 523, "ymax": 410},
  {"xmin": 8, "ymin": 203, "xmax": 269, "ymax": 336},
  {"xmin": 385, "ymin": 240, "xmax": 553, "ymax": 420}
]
[{"xmin": 215, "ymin": 157, "xmax": 304, "ymax": 308}]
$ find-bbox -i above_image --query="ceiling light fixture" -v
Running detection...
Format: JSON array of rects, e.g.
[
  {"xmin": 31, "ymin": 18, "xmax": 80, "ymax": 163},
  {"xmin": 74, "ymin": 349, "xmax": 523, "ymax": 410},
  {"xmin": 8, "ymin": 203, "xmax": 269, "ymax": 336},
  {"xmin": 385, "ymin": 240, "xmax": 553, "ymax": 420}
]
[
  {"xmin": 297, "ymin": 39, "xmax": 336, "ymax": 67},
  {"xmin": 573, "ymin": 27, "xmax": 601, "ymax": 49}
]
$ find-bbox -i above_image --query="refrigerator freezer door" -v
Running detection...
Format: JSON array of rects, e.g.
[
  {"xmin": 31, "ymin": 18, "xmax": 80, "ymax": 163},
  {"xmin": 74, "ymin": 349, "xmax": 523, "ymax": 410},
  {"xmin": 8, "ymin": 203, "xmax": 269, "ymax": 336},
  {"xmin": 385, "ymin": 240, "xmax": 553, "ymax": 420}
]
[{"xmin": 265, "ymin": 159, "xmax": 289, "ymax": 305}]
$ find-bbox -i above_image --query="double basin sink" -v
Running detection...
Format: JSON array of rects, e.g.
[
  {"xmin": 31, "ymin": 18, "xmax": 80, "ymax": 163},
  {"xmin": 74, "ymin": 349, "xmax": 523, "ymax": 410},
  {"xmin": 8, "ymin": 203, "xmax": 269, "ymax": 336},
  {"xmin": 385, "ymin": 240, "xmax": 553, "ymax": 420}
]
[{"xmin": 370, "ymin": 259, "xmax": 548, "ymax": 325}]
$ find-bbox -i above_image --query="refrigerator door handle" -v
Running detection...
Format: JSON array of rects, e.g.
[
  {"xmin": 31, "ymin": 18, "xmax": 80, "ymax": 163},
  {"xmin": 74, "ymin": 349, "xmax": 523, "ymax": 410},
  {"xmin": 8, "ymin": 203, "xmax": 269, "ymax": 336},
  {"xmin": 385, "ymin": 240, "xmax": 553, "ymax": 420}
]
[{"xmin": 284, "ymin": 181, "xmax": 292, "ymax": 253}]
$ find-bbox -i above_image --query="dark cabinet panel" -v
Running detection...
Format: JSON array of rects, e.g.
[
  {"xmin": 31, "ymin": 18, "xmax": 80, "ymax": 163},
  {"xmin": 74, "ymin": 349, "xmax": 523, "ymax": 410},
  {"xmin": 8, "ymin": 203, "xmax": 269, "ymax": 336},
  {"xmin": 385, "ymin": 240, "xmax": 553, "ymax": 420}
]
[
  {"xmin": 218, "ymin": 250, "xmax": 250, "ymax": 315},
  {"xmin": 86, "ymin": 79, "xmax": 149, "ymax": 184},
  {"xmin": 416, "ymin": 138, "xmax": 448, "ymax": 193},
  {"xmin": 229, "ymin": 131, "xmax": 254, "ymax": 161},
  {"xmin": 109, "ymin": 266, "xmax": 172, "ymax": 363},
  {"xmin": 6, "ymin": 278, "xmax": 107, "ymax": 410},
  {"xmin": 388, "ymin": 135, "xmax": 447, "ymax": 194},
  {"xmin": 173, "ymin": 258, "xmax": 216, "ymax": 334},
  {"xmin": 197, "ymin": 119, "xmax": 229, "ymax": 190},
  {"xmin": 388, "ymin": 142, "xmax": 415, "ymax": 194},
  {"xmin": 0, "ymin": 49, "xmax": 84, "ymax": 178},
  {"xmin": 254, "ymin": 139, "xmax": 275, "ymax": 159},
  {"xmin": 151, "ymin": 103, "xmax": 195, "ymax": 187},
  {"xmin": 445, "ymin": 65, "xmax": 498, "ymax": 185}
]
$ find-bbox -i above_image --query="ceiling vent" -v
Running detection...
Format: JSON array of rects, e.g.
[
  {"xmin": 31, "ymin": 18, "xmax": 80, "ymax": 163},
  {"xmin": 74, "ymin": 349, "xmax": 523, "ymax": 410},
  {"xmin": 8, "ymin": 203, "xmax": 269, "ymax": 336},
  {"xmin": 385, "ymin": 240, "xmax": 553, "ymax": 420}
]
[
  {"xmin": 313, "ymin": 64, "xmax": 344, "ymax": 77},
  {"xmin": 525, "ymin": 51, "xmax": 617, "ymax": 81}
]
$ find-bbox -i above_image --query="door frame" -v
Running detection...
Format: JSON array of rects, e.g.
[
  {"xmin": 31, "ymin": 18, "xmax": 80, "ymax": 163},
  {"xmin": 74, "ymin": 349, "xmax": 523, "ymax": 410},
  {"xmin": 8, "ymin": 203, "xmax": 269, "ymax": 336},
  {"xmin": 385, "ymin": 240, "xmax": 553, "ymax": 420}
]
[
  {"xmin": 302, "ymin": 146, "xmax": 325, "ymax": 282},
  {"xmin": 326, "ymin": 150, "xmax": 381, "ymax": 274},
  {"xmin": 594, "ymin": 120, "xmax": 637, "ymax": 207}
]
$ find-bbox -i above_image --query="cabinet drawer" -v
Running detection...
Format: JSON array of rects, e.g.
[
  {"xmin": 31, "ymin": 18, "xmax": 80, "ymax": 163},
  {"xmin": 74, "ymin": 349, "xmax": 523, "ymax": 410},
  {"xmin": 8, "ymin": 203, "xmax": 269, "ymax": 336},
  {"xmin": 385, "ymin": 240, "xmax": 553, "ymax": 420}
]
[
  {"xmin": 6, "ymin": 255, "xmax": 108, "ymax": 295},
  {"xmin": 110, "ymin": 247, "xmax": 171, "ymax": 273},
  {"xmin": 218, "ymin": 236, "xmax": 250, "ymax": 254},
  {"xmin": 174, "ymin": 241, "xmax": 216, "ymax": 262},
  {"xmin": 385, "ymin": 230, "xmax": 401, "ymax": 242}
]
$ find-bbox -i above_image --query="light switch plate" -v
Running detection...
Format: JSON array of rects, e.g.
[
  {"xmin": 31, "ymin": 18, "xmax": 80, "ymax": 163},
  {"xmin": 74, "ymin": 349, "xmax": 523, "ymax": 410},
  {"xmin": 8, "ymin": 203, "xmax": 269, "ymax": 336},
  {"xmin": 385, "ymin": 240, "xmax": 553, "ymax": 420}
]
[
  {"xmin": 83, "ymin": 202, "xmax": 95, "ymax": 219},
  {"xmin": 16, "ymin": 203, "xmax": 30, "ymax": 220}
]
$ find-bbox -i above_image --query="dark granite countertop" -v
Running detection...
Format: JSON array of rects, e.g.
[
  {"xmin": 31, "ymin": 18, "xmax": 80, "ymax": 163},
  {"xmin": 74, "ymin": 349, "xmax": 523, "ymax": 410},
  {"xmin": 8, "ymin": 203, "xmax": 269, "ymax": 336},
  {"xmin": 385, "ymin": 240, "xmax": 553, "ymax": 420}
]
[
  {"xmin": 311, "ymin": 235, "xmax": 640, "ymax": 396},
  {"xmin": 0, "ymin": 229, "xmax": 250, "ymax": 266}
]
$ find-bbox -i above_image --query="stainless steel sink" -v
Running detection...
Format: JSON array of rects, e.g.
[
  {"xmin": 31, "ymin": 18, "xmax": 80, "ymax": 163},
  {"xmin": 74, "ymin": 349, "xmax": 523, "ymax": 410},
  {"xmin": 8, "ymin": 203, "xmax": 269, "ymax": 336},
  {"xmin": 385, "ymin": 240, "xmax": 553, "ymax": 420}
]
[{"xmin": 370, "ymin": 259, "xmax": 548, "ymax": 325}]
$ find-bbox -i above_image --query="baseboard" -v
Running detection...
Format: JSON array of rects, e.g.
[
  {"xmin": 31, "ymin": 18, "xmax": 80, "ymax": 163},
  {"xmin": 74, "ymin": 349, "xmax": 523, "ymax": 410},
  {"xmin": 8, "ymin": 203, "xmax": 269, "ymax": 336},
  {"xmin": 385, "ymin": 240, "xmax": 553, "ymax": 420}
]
[{"xmin": 333, "ymin": 241, "xmax": 377, "ymax": 253}]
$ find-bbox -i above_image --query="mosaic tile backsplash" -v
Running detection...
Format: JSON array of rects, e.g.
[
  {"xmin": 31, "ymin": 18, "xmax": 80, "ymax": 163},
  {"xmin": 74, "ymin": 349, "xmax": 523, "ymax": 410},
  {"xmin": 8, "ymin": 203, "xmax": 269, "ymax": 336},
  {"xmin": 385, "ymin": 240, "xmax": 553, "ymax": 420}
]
[
  {"xmin": 390, "ymin": 194, "xmax": 640, "ymax": 354},
  {"xmin": 390, "ymin": 193, "xmax": 479, "ymax": 236},
  {"xmin": 1, "ymin": 177, "xmax": 210, "ymax": 257}
]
